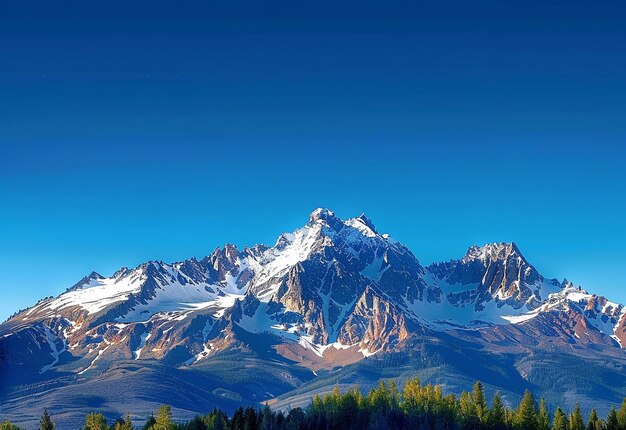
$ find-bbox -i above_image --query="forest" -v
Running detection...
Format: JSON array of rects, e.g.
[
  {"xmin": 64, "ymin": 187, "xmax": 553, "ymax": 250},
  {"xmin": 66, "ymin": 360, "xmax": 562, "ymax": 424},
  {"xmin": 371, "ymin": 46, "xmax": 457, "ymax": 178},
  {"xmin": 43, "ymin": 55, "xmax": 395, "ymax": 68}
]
[{"xmin": 3, "ymin": 379, "xmax": 626, "ymax": 430}]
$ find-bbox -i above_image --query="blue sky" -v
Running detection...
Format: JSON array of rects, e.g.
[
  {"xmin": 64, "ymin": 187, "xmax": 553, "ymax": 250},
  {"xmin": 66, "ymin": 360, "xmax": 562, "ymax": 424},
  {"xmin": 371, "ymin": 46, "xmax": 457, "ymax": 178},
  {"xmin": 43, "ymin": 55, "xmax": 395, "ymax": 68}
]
[{"xmin": 1, "ymin": 0, "xmax": 625, "ymax": 320}]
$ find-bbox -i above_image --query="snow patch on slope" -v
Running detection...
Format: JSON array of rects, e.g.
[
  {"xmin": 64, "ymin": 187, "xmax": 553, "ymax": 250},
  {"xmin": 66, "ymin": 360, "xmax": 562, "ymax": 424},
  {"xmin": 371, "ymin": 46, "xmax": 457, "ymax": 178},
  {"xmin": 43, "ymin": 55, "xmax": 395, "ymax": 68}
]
[
  {"xmin": 78, "ymin": 345, "xmax": 110, "ymax": 375},
  {"xmin": 40, "ymin": 326, "xmax": 66, "ymax": 373},
  {"xmin": 133, "ymin": 332, "xmax": 151, "ymax": 360},
  {"xmin": 46, "ymin": 275, "xmax": 144, "ymax": 314}
]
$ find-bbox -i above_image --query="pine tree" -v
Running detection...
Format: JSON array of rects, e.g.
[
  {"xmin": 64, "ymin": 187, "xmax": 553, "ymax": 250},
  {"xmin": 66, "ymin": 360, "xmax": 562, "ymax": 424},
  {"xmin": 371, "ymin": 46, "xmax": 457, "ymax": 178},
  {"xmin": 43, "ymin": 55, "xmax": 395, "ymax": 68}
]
[
  {"xmin": 606, "ymin": 407, "xmax": 619, "ymax": 430},
  {"xmin": 553, "ymin": 408, "xmax": 569, "ymax": 430},
  {"xmin": 570, "ymin": 404, "xmax": 585, "ymax": 430},
  {"xmin": 258, "ymin": 405, "xmax": 274, "ymax": 430},
  {"xmin": 0, "ymin": 421, "xmax": 23, "ymax": 430},
  {"xmin": 40, "ymin": 410, "xmax": 54, "ymax": 430},
  {"xmin": 204, "ymin": 409, "xmax": 228, "ymax": 430},
  {"xmin": 243, "ymin": 407, "xmax": 257, "ymax": 430},
  {"xmin": 83, "ymin": 413, "xmax": 108, "ymax": 430},
  {"xmin": 538, "ymin": 399, "xmax": 551, "ymax": 430},
  {"xmin": 154, "ymin": 406, "xmax": 174, "ymax": 430},
  {"xmin": 403, "ymin": 377, "xmax": 422, "ymax": 414},
  {"xmin": 506, "ymin": 407, "xmax": 515, "ymax": 428},
  {"xmin": 142, "ymin": 414, "xmax": 156, "ymax": 430},
  {"xmin": 515, "ymin": 390, "xmax": 538, "ymax": 430},
  {"xmin": 231, "ymin": 407, "xmax": 245, "ymax": 430},
  {"xmin": 113, "ymin": 415, "xmax": 134, "ymax": 430},
  {"xmin": 586, "ymin": 409, "xmax": 601, "ymax": 430},
  {"xmin": 367, "ymin": 381, "xmax": 392, "ymax": 414},
  {"xmin": 389, "ymin": 380, "xmax": 401, "ymax": 410},
  {"xmin": 474, "ymin": 382, "xmax": 489, "ymax": 424},
  {"xmin": 460, "ymin": 391, "xmax": 479, "ymax": 429},
  {"xmin": 310, "ymin": 394, "xmax": 323, "ymax": 416},
  {"xmin": 488, "ymin": 392, "xmax": 506, "ymax": 430},
  {"xmin": 618, "ymin": 399, "xmax": 626, "ymax": 430}
]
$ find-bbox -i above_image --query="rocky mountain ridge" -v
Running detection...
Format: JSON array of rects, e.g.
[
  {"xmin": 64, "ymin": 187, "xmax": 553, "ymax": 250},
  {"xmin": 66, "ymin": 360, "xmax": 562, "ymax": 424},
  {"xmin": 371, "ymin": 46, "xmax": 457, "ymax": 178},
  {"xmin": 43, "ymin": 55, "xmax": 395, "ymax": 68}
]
[{"xmin": 1, "ymin": 208, "xmax": 625, "ymax": 428}]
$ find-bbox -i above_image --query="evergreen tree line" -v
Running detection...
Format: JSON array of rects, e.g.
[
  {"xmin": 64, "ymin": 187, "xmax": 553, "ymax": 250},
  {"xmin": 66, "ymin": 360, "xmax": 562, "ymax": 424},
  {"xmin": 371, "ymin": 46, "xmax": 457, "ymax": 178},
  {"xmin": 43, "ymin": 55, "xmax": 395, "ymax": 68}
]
[{"xmin": 3, "ymin": 380, "xmax": 626, "ymax": 430}]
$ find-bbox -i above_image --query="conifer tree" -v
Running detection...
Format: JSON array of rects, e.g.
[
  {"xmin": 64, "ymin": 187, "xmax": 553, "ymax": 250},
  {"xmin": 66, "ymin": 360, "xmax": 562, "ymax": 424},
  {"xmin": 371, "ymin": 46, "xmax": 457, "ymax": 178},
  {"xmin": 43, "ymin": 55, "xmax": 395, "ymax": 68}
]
[
  {"xmin": 586, "ymin": 409, "xmax": 601, "ymax": 430},
  {"xmin": 142, "ymin": 414, "xmax": 156, "ymax": 430},
  {"xmin": 506, "ymin": 407, "xmax": 515, "ymax": 428},
  {"xmin": 154, "ymin": 406, "xmax": 174, "ymax": 430},
  {"xmin": 488, "ymin": 392, "xmax": 506, "ymax": 430},
  {"xmin": 243, "ymin": 407, "xmax": 257, "ymax": 430},
  {"xmin": 515, "ymin": 390, "xmax": 538, "ymax": 430},
  {"xmin": 231, "ymin": 407, "xmax": 245, "ymax": 430},
  {"xmin": 310, "ymin": 394, "xmax": 323, "ymax": 416},
  {"xmin": 83, "ymin": 413, "xmax": 108, "ymax": 430},
  {"xmin": 618, "ymin": 399, "xmax": 626, "ymax": 430},
  {"xmin": 389, "ymin": 380, "xmax": 401, "ymax": 410},
  {"xmin": 258, "ymin": 405, "xmax": 274, "ymax": 430},
  {"xmin": 403, "ymin": 377, "xmax": 422, "ymax": 413},
  {"xmin": 285, "ymin": 406, "xmax": 305, "ymax": 427},
  {"xmin": 474, "ymin": 381, "xmax": 489, "ymax": 424},
  {"xmin": 460, "ymin": 391, "xmax": 479, "ymax": 429},
  {"xmin": 113, "ymin": 415, "xmax": 133, "ymax": 430},
  {"xmin": 0, "ymin": 421, "xmax": 23, "ymax": 430},
  {"xmin": 204, "ymin": 409, "xmax": 228, "ymax": 430},
  {"xmin": 570, "ymin": 404, "xmax": 585, "ymax": 430},
  {"xmin": 553, "ymin": 408, "xmax": 569, "ymax": 430},
  {"xmin": 606, "ymin": 407, "xmax": 619, "ymax": 430},
  {"xmin": 538, "ymin": 399, "xmax": 551, "ymax": 430},
  {"xmin": 40, "ymin": 410, "xmax": 54, "ymax": 430},
  {"xmin": 368, "ymin": 381, "xmax": 392, "ymax": 413}
]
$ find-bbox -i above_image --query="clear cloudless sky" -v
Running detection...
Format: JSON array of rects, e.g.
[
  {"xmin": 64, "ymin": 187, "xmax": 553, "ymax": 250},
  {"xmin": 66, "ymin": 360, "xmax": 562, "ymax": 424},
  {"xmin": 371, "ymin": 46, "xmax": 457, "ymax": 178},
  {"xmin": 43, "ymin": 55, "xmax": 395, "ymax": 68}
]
[{"xmin": 1, "ymin": 0, "xmax": 625, "ymax": 321}]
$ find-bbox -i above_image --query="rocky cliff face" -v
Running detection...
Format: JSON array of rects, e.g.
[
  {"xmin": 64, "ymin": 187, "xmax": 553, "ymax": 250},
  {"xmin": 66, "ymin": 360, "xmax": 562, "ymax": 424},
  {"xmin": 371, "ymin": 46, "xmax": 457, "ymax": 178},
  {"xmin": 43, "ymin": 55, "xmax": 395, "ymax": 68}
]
[{"xmin": 428, "ymin": 242, "xmax": 559, "ymax": 311}]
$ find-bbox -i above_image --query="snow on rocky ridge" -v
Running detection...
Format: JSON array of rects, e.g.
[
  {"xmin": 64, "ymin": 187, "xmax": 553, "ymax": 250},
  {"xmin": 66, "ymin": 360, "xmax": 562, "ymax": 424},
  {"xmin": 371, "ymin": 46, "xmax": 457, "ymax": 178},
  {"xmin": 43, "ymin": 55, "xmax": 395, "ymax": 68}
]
[{"xmin": 3, "ymin": 208, "xmax": 626, "ymax": 376}]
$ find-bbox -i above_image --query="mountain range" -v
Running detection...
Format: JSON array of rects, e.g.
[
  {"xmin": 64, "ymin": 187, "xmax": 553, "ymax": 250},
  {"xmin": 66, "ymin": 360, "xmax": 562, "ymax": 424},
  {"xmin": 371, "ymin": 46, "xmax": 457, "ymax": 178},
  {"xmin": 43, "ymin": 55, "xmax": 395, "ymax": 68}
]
[{"xmin": 1, "ymin": 208, "xmax": 625, "ymax": 429}]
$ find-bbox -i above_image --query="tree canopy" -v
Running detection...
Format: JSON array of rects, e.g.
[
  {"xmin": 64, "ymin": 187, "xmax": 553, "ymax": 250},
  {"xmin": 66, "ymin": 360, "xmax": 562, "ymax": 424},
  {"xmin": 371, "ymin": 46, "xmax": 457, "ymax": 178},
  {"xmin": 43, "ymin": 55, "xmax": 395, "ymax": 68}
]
[{"xmin": 2, "ymin": 379, "xmax": 626, "ymax": 430}]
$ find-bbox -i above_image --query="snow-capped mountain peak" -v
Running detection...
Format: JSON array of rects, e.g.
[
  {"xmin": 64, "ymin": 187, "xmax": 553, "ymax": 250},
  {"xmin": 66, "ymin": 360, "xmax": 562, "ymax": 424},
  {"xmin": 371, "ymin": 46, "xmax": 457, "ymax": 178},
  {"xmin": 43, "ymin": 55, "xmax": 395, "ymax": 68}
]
[
  {"xmin": 462, "ymin": 242, "xmax": 524, "ymax": 265},
  {"xmin": 308, "ymin": 207, "xmax": 335, "ymax": 223},
  {"xmin": 67, "ymin": 271, "xmax": 106, "ymax": 291},
  {"xmin": 3, "ymin": 209, "xmax": 625, "ymax": 387}
]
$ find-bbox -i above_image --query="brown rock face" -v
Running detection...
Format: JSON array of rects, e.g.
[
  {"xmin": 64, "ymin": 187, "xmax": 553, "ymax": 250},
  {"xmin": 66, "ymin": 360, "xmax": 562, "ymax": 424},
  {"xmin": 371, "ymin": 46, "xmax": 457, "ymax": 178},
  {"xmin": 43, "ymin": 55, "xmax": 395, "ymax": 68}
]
[
  {"xmin": 338, "ymin": 286, "xmax": 424, "ymax": 353},
  {"xmin": 272, "ymin": 259, "xmax": 364, "ymax": 344},
  {"xmin": 615, "ymin": 314, "xmax": 626, "ymax": 347}
]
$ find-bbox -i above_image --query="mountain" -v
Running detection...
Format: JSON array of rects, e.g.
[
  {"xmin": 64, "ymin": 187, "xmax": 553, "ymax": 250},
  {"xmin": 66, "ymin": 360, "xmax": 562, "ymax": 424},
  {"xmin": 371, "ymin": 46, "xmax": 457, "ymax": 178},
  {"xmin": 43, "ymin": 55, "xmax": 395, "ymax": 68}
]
[{"xmin": 1, "ymin": 208, "xmax": 625, "ymax": 429}]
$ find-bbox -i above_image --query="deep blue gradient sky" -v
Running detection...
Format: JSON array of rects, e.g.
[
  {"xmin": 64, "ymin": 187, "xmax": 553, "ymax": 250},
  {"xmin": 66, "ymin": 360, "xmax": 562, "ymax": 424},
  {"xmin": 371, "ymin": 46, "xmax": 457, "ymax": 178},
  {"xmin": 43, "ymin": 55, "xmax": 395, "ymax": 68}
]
[{"xmin": 1, "ymin": 1, "xmax": 625, "ymax": 320}]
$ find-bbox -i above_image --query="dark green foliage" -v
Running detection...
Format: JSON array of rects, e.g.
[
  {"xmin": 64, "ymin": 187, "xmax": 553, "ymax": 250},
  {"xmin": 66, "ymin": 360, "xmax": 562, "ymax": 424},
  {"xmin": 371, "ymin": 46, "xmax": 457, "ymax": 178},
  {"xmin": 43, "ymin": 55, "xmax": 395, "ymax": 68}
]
[
  {"xmin": 19, "ymin": 380, "xmax": 626, "ymax": 430},
  {"xmin": 586, "ymin": 409, "xmax": 601, "ymax": 430},
  {"xmin": 553, "ymin": 408, "xmax": 569, "ymax": 430},
  {"xmin": 515, "ymin": 390, "xmax": 538, "ymax": 430},
  {"xmin": 154, "ymin": 405, "xmax": 175, "ymax": 430},
  {"xmin": 461, "ymin": 390, "xmax": 480, "ymax": 429},
  {"xmin": 537, "ymin": 399, "xmax": 551, "ymax": 430},
  {"xmin": 606, "ymin": 407, "xmax": 619, "ymax": 430},
  {"xmin": 143, "ymin": 415, "xmax": 157, "ymax": 430},
  {"xmin": 488, "ymin": 392, "xmax": 507, "ymax": 430},
  {"xmin": 474, "ymin": 381, "xmax": 489, "ymax": 425},
  {"xmin": 0, "ymin": 421, "xmax": 24, "ymax": 430},
  {"xmin": 166, "ymin": 380, "xmax": 626, "ymax": 430},
  {"xmin": 570, "ymin": 404, "xmax": 585, "ymax": 430},
  {"xmin": 618, "ymin": 399, "xmax": 626, "ymax": 430},
  {"xmin": 113, "ymin": 415, "xmax": 134, "ymax": 430},
  {"xmin": 83, "ymin": 413, "xmax": 108, "ymax": 430},
  {"xmin": 40, "ymin": 410, "xmax": 54, "ymax": 430},
  {"xmin": 176, "ymin": 409, "xmax": 229, "ymax": 430}
]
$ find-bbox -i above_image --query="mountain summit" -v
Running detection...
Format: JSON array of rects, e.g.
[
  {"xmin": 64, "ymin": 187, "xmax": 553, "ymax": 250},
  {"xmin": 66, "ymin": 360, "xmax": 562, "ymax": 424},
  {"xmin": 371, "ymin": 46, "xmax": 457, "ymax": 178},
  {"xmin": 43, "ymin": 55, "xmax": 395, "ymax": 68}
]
[{"xmin": 1, "ymin": 209, "xmax": 625, "ymax": 428}]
